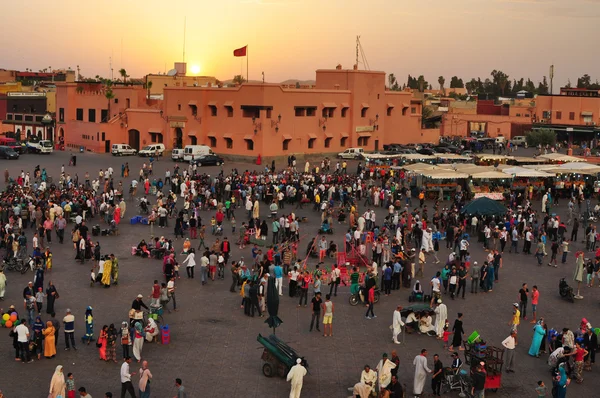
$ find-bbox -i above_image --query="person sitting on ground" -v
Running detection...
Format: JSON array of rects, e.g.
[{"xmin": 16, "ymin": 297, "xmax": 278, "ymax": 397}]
[
  {"xmin": 137, "ymin": 240, "xmax": 151, "ymax": 257},
  {"xmin": 409, "ymin": 280, "xmax": 423, "ymax": 302}
]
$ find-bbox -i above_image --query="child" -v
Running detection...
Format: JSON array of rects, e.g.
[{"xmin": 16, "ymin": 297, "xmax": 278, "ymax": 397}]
[
  {"xmin": 197, "ymin": 226, "xmax": 206, "ymax": 250},
  {"xmin": 173, "ymin": 262, "xmax": 180, "ymax": 279},
  {"xmin": 210, "ymin": 216, "xmax": 217, "ymax": 235},
  {"xmin": 561, "ymin": 239, "xmax": 569, "ymax": 264},
  {"xmin": 66, "ymin": 373, "xmax": 76, "ymax": 398},
  {"xmin": 535, "ymin": 380, "xmax": 547, "ymax": 397},
  {"xmin": 442, "ymin": 322, "xmax": 452, "ymax": 349},
  {"xmin": 90, "ymin": 269, "xmax": 96, "ymax": 287},
  {"xmin": 586, "ymin": 260, "xmax": 595, "ymax": 287},
  {"xmin": 35, "ymin": 287, "xmax": 44, "ymax": 314},
  {"xmin": 45, "ymin": 248, "xmax": 53, "ymax": 272},
  {"xmin": 231, "ymin": 216, "xmax": 236, "ymax": 234},
  {"xmin": 160, "ymin": 282, "xmax": 171, "ymax": 313}
]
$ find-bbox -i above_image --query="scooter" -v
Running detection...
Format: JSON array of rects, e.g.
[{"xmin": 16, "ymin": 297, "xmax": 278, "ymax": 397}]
[
  {"xmin": 559, "ymin": 278, "xmax": 574, "ymax": 302},
  {"xmin": 349, "ymin": 286, "xmax": 381, "ymax": 306}
]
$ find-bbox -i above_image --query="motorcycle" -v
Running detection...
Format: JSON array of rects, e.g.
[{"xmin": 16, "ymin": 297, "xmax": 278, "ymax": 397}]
[
  {"xmin": 558, "ymin": 278, "xmax": 574, "ymax": 302},
  {"xmin": 349, "ymin": 286, "xmax": 381, "ymax": 306},
  {"xmin": 2, "ymin": 256, "xmax": 34, "ymax": 274}
]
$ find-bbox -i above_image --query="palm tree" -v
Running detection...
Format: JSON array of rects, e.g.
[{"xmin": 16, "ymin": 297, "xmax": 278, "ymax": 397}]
[
  {"xmin": 119, "ymin": 68, "xmax": 128, "ymax": 85},
  {"xmin": 417, "ymin": 76, "xmax": 425, "ymax": 93},
  {"xmin": 388, "ymin": 73, "xmax": 397, "ymax": 90},
  {"xmin": 232, "ymin": 75, "xmax": 246, "ymax": 85},
  {"xmin": 438, "ymin": 76, "xmax": 446, "ymax": 96},
  {"xmin": 146, "ymin": 80, "xmax": 153, "ymax": 98},
  {"xmin": 104, "ymin": 81, "xmax": 115, "ymax": 122}
]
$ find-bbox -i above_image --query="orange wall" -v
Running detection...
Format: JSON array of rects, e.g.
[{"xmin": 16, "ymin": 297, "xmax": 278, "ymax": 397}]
[
  {"xmin": 441, "ymin": 113, "xmax": 525, "ymax": 138},
  {"xmin": 535, "ymin": 95, "xmax": 600, "ymax": 126}
]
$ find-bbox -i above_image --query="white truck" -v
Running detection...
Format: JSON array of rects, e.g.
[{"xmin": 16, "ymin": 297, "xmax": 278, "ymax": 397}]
[
  {"xmin": 26, "ymin": 139, "xmax": 53, "ymax": 154},
  {"xmin": 183, "ymin": 145, "xmax": 214, "ymax": 162}
]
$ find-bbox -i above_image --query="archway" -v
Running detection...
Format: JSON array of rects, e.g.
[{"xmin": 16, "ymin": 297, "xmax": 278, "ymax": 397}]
[
  {"xmin": 128, "ymin": 129, "xmax": 140, "ymax": 150},
  {"xmin": 15, "ymin": 129, "xmax": 21, "ymax": 141},
  {"xmin": 175, "ymin": 128, "xmax": 183, "ymax": 149},
  {"xmin": 47, "ymin": 127, "xmax": 54, "ymax": 141}
]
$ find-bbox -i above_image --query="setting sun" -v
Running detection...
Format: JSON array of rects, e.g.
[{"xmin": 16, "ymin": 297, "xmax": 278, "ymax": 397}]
[{"xmin": 190, "ymin": 64, "xmax": 201, "ymax": 74}]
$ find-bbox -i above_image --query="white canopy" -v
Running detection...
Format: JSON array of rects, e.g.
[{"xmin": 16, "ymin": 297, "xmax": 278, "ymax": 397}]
[
  {"xmin": 471, "ymin": 171, "xmax": 514, "ymax": 179},
  {"xmin": 511, "ymin": 156, "xmax": 548, "ymax": 163},
  {"xmin": 402, "ymin": 163, "xmax": 440, "ymax": 171},
  {"xmin": 476, "ymin": 154, "xmax": 514, "ymax": 161},
  {"xmin": 401, "ymin": 154, "xmax": 435, "ymax": 160},
  {"xmin": 502, "ymin": 166, "xmax": 554, "ymax": 177},
  {"xmin": 538, "ymin": 153, "xmax": 586, "ymax": 163},
  {"xmin": 432, "ymin": 154, "xmax": 471, "ymax": 161},
  {"xmin": 422, "ymin": 170, "xmax": 469, "ymax": 179}
]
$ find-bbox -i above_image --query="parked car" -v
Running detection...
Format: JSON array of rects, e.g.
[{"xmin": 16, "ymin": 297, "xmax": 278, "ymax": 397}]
[
  {"xmin": 510, "ymin": 136, "xmax": 527, "ymax": 146},
  {"xmin": 191, "ymin": 154, "xmax": 225, "ymax": 166},
  {"xmin": 183, "ymin": 145, "xmax": 214, "ymax": 162},
  {"xmin": 0, "ymin": 146, "xmax": 19, "ymax": 159},
  {"xmin": 445, "ymin": 145, "xmax": 462, "ymax": 154},
  {"xmin": 417, "ymin": 148, "xmax": 437, "ymax": 156},
  {"xmin": 111, "ymin": 144, "xmax": 137, "ymax": 156},
  {"xmin": 337, "ymin": 148, "xmax": 364, "ymax": 159},
  {"xmin": 138, "ymin": 144, "xmax": 165, "ymax": 157},
  {"xmin": 434, "ymin": 147, "xmax": 452, "ymax": 154},
  {"xmin": 171, "ymin": 148, "xmax": 184, "ymax": 161}
]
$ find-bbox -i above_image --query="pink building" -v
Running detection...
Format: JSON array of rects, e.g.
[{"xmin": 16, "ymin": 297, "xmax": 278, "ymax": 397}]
[{"xmin": 56, "ymin": 66, "xmax": 437, "ymax": 157}]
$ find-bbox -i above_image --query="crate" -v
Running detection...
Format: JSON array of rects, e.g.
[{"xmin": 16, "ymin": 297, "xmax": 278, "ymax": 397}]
[
  {"xmin": 130, "ymin": 216, "xmax": 141, "ymax": 225},
  {"xmin": 140, "ymin": 218, "xmax": 149, "ymax": 225}
]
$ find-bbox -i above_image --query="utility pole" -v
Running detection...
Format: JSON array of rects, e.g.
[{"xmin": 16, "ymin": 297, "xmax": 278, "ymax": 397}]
[
  {"xmin": 183, "ymin": 17, "xmax": 187, "ymax": 62},
  {"xmin": 549, "ymin": 65, "xmax": 554, "ymax": 95}
]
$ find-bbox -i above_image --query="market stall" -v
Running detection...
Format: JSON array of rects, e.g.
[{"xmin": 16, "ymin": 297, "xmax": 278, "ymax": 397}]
[
  {"xmin": 469, "ymin": 170, "xmax": 513, "ymax": 200},
  {"xmin": 419, "ymin": 169, "xmax": 469, "ymax": 199},
  {"xmin": 538, "ymin": 152, "xmax": 586, "ymax": 163}
]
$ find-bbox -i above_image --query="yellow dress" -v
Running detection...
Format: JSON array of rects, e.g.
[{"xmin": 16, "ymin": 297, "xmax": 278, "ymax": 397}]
[
  {"xmin": 101, "ymin": 259, "xmax": 113, "ymax": 285},
  {"xmin": 43, "ymin": 326, "xmax": 56, "ymax": 357},
  {"xmin": 46, "ymin": 253, "xmax": 53, "ymax": 270}
]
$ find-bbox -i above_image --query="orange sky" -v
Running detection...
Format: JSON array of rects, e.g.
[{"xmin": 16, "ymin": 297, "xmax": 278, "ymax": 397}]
[{"xmin": 1, "ymin": 0, "xmax": 599, "ymax": 90}]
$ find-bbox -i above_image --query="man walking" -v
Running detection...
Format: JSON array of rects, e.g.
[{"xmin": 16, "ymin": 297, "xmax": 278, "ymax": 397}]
[
  {"xmin": 392, "ymin": 305, "xmax": 404, "ymax": 344},
  {"xmin": 470, "ymin": 261, "xmax": 480, "ymax": 293},
  {"xmin": 309, "ymin": 292, "xmax": 322, "ymax": 332},
  {"xmin": 328, "ymin": 264, "xmax": 341, "ymax": 297},
  {"xmin": 431, "ymin": 354, "xmax": 443, "ymax": 396},
  {"xmin": 55, "ymin": 214, "xmax": 67, "ymax": 244},
  {"xmin": 518, "ymin": 283, "xmax": 529, "ymax": 320},
  {"xmin": 63, "ymin": 308, "xmax": 77, "ymax": 351},
  {"xmin": 365, "ymin": 284, "xmax": 376, "ymax": 319},
  {"xmin": 15, "ymin": 319, "xmax": 32, "ymax": 362},
  {"xmin": 286, "ymin": 358, "xmax": 307, "ymax": 398},
  {"xmin": 502, "ymin": 330, "xmax": 517, "ymax": 373},
  {"xmin": 120, "ymin": 356, "xmax": 137, "ymax": 398}
]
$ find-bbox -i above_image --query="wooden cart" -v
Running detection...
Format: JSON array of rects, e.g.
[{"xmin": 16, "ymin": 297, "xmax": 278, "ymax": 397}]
[{"xmin": 464, "ymin": 340, "xmax": 504, "ymax": 392}]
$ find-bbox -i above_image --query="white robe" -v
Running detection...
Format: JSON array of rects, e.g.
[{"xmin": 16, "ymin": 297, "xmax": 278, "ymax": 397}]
[
  {"xmin": 413, "ymin": 354, "xmax": 431, "ymax": 395},
  {"xmin": 419, "ymin": 315, "xmax": 435, "ymax": 334},
  {"xmin": 434, "ymin": 303, "xmax": 447, "ymax": 338},
  {"xmin": 358, "ymin": 369, "xmax": 377, "ymax": 397},
  {"xmin": 286, "ymin": 363, "xmax": 307, "ymax": 398},
  {"xmin": 421, "ymin": 230, "xmax": 433, "ymax": 252},
  {"xmin": 376, "ymin": 359, "xmax": 396, "ymax": 389},
  {"xmin": 392, "ymin": 310, "xmax": 404, "ymax": 342}
]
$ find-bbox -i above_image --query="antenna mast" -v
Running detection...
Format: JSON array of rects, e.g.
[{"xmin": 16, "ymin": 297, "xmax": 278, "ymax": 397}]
[
  {"xmin": 356, "ymin": 36, "xmax": 359, "ymax": 69},
  {"xmin": 183, "ymin": 17, "xmax": 187, "ymax": 62},
  {"xmin": 355, "ymin": 36, "xmax": 370, "ymax": 71}
]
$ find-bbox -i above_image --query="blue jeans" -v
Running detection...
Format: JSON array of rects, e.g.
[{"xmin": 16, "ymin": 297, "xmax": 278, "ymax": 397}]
[
  {"xmin": 200, "ymin": 266, "xmax": 208, "ymax": 283},
  {"xmin": 139, "ymin": 384, "xmax": 151, "ymax": 398}
]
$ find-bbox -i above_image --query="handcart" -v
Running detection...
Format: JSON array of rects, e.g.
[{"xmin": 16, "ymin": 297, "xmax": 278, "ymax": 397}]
[
  {"xmin": 257, "ymin": 334, "xmax": 308, "ymax": 378},
  {"xmin": 463, "ymin": 331, "xmax": 504, "ymax": 392}
]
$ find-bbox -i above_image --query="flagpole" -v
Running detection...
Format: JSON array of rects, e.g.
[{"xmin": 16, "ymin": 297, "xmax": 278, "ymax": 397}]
[{"xmin": 246, "ymin": 44, "xmax": 249, "ymax": 82}]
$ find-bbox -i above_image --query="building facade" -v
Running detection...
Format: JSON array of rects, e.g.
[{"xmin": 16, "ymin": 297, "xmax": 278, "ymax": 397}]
[
  {"xmin": 56, "ymin": 66, "xmax": 439, "ymax": 157},
  {"xmin": 2, "ymin": 92, "xmax": 54, "ymax": 140}
]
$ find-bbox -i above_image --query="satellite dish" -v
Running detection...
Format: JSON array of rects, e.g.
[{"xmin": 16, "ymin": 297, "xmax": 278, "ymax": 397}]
[{"xmin": 167, "ymin": 69, "xmax": 177, "ymax": 76}]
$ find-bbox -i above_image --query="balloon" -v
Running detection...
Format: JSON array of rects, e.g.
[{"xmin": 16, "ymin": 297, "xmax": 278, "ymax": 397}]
[
  {"xmin": 5, "ymin": 320, "xmax": 12, "ymax": 328},
  {"xmin": 13, "ymin": 320, "xmax": 20, "ymax": 326},
  {"xmin": 1, "ymin": 314, "xmax": 8, "ymax": 321},
  {"xmin": 1, "ymin": 319, "xmax": 5, "ymax": 325},
  {"xmin": 10, "ymin": 312, "xmax": 17, "ymax": 317},
  {"xmin": 9, "ymin": 314, "xmax": 17, "ymax": 322}
]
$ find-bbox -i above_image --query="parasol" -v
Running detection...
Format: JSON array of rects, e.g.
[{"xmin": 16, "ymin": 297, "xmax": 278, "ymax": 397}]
[{"xmin": 265, "ymin": 276, "xmax": 283, "ymax": 334}]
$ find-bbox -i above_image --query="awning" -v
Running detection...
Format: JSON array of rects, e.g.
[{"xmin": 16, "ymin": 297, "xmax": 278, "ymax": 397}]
[
  {"xmin": 470, "ymin": 171, "xmax": 512, "ymax": 179},
  {"xmin": 222, "ymin": 133, "xmax": 232, "ymax": 139},
  {"xmin": 340, "ymin": 132, "xmax": 349, "ymax": 137},
  {"xmin": 244, "ymin": 134, "xmax": 254, "ymax": 140},
  {"xmin": 581, "ymin": 111, "xmax": 593, "ymax": 116},
  {"xmin": 149, "ymin": 130, "xmax": 163, "ymax": 135},
  {"xmin": 357, "ymin": 132, "xmax": 372, "ymax": 137},
  {"xmin": 187, "ymin": 131, "xmax": 197, "ymax": 136},
  {"xmin": 207, "ymin": 132, "xmax": 216, "ymax": 138},
  {"xmin": 341, "ymin": 103, "xmax": 350, "ymax": 108},
  {"xmin": 538, "ymin": 153, "xmax": 586, "ymax": 163},
  {"xmin": 422, "ymin": 170, "xmax": 469, "ymax": 179},
  {"xmin": 188, "ymin": 100, "xmax": 197, "ymax": 106},
  {"xmin": 387, "ymin": 103, "xmax": 395, "ymax": 108},
  {"xmin": 324, "ymin": 131, "xmax": 333, "ymax": 138},
  {"xmin": 207, "ymin": 101, "xmax": 218, "ymax": 106},
  {"xmin": 223, "ymin": 101, "xmax": 234, "ymax": 107},
  {"xmin": 502, "ymin": 166, "xmax": 554, "ymax": 177},
  {"xmin": 282, "ymin": 134, "xmax": 292, "ymax": 140},
  {"xmin": 361, "ymin": 102, "xmax": 369, "ymax": 108},
  {"xmin": 402, "ymin": 103, "xmax": 409, "ymax": 108},
  {"xmin": 321, "ymin": 102, "xmax": 337, "ymax": 108},
  {"xmin": 307, "ymin": 133, "xmax": 317, "ymax": 139}
]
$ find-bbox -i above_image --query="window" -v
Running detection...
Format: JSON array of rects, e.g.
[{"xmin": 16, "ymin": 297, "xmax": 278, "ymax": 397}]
[
  {"xmin": 322, "ymin": 108, "xmax": 335, "ymax": 118},
  {"xmin": 340, "ymin": 136, "xmax": 348, "ymax": 147},
  {"xmin": 308, "ymin": 137, "xmax": 316, "ymax": 149},
  {"xmin": 525, "ymin": 114, "xmax": 530, "ymax": 117},
  {"xmin": 361, "ymin": 108, "xmax": 368, "ymax": 118},
  {"xmin": 97, "ymin": 132, "xmax": 99, "ymax": 141},
  {"xmin": 306, "ymin": 107, "xmax": 316, "ymax": 117},
  {"xmin": 556, "ymin": 111, "xmax": 562, "ymax": 120},
  {"xmin": 516, "ymin": 113, "xmax": 521, "ymax": 117},
  {"xmin": 102, "ymin": 132, "xmax": 106, "ymax": 141},
  {"xmin": 569, "ymin": 112, "xmax": 575, "ymax": 120},
  {"xmin": 341, "ymin": 107, "xmax": 348, "ymax": 118},
  {"xmin": 358, "ymin": 137, "xmax": 370, "ymax": 146},
  {"xmin": 101, "ymin": 109, "xmax": 108, "ymax": 122},
  {"xmin": 59, "ymin": 108, "xmax": 64, "ymax": 122},
  {"xmin": 324, "ymin": 137, "xmax": 332, "ymax": 148},
  {"xmin": 542, "ymin": 111, "xmax": 551, "ymax": 119},
  {"xmin": 76, "ymin": 108, "xmax": 84, "ymax": 121},
  {"xmin": 114, "ymin": 98, "xmax": 119, "ymax": 104},
  {"xmin": 282, "ymin": 139, "xmax": 290, "ymax": 151},
  {"xmin": 6, "ymin": 114, "xmax": 12, "ymax": 120},
  {"xmin": 209, "ymin": 105, "xmax": 217, "ymax": 117},
  {"xmin": 190, "ymin": 136, "xmax": 197, "ymax": 145},
  {"xmin": 209, "ymin": 136, "xmax": 217, "ymax": 147},
  {"xmin": 295, "ymin": 107, "xmax": 306, "ymax": 117},
  {"xmin": 226, "ymin": 106, "xmax": 233, "ymax": 117},
  {"xmin": 35, "ymin": 115, "xmax": 43, "ymax": 122},
  {"xmin": 225, "ymin": 137, "xmax": 233, "ymax": 149},
  {"xmin": 190, "ymin": 104, "xmax": 197, "ymax": 116},
  {"xmin": 24, "ymin": 115, "xmax": 33, "ymax": 122},
  {"xmin": 402, "ymin": 107, "xmax": 407, "ymax": 116},
  {"xmin": 387, "ymin": 107, "xmax": 393, "ymax": 116},
  {"xmin": 242, "ymin": 106, "xmax": 261, "ymax": 118},
  {"xmin": 245, "ymin": 139, "xmax": 254, "ymax": 151},
  {"xmin": 14, "ymin": 114, "xmax": 22, "ymax": 121},
  {"xmin": 88, "ymin": 109, "xmax": 96, "ymax": 122},
  {"xmin": 177, "ymin": 104, "xmax": 181, "ymax": 111},
  {"xmin": 266, "ymin": 108, "xmax": 272, "ymax": 119},
  {"xmin": 411, "ymin": 107, "xmax": 417, "ymax": 114}
]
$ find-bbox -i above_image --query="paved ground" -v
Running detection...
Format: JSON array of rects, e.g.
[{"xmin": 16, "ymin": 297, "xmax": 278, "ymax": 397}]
[{"xmin": 0, "ymin": 149, "xmax": 599, "ymax": 397}]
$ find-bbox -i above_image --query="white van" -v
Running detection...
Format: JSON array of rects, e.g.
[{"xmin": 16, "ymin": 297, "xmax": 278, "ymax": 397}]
[
  {"xmin": 171, "ymin": 148, "xmax": 184, "ymax": 161},
  {"xmin": 337, "ymin": 148, "xmax": 364, "ymax": 159},
  {"xmin": 510, "ymin": 136, "xmax": 527, "ymax": 147},
  {"xmin": 183, "ymin": 145, "xmax": 214, "ymax": 162},
  {"xmin": 495, "ymin": 136, "xmax": 506, "ymax": 145},
  {"xmin": 111, "ymin": 144, "xmax": 137, "ymax": 156},
  {"xmin": 138, "ymin": 144, "xmax": 165, "ymax": 157},
  {"xmin": 26, "ymin": 140, "xmax": 53, "ymax": 154}
]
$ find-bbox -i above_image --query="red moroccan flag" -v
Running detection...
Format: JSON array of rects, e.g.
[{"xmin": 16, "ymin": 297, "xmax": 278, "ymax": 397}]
[{"xmin": 233, "ymin": 46, "xmax": 247, "ymax": 57}]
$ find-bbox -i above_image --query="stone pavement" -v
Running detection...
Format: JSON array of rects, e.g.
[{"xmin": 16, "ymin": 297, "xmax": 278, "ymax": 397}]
[{"xmin": 0, "ymin": 150, "xmax": 598, "ymax": 397}]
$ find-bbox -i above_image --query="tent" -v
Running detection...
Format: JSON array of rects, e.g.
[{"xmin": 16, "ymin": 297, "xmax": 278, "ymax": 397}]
[
  {"xmin": 460, "ymin": 197, "xmax": 508, "ymax": 216},
  {"xmin": 402, "ymin": 163, "xmax": 439, "ymax": 172},
  {"xmin": 471, "ymin": 170, "xmax": 513, "ymax": 179},
  {"xmin": 422, "ymin": 170, "xmax": 469, "ymax": 179},
  {"xmin": 502, "ymin": 166, "xmax": 554, "ymax": 177},
  {"xmin": 538, "ymin": 153, "xmax": 586, "ymax": 162}
]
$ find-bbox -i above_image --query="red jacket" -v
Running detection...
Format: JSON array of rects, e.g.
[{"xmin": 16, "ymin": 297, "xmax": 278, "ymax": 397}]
[{"xmin": 368, "ymin": 287, "xmax": 375, "ymax": 303}]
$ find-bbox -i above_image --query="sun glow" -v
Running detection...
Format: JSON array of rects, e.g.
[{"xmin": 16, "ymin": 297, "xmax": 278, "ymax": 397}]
[{"xmin": 190, "ymin": 64, "xmax": 201, "ymax": 75}]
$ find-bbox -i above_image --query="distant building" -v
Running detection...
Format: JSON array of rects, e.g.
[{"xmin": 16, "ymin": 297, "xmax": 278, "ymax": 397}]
[{"xmin": 2, "ymin": 92, "xmax": 54, "ymax": 140}]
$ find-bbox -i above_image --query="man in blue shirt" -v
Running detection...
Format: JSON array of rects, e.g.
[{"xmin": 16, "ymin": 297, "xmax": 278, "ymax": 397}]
[
  {"xmin": 274, "ymin": 264, "xmax": 284, "ymax": 296},
  {"xmin": 392, "ymin": 261, "xmax": 402, "ymax": 290},
  {"xmin": 383, "ymin": 265, "xmax": 393, "ymax": 295}
]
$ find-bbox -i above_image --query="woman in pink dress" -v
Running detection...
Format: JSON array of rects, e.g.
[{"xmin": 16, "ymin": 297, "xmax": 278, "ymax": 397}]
[
  {"xmin": 98, "ymin": 325, "xmax": 109, "ymax": 360},
  {"xmin": 113, "ymin": 205, "xmax": 121, "ymax": 225}
]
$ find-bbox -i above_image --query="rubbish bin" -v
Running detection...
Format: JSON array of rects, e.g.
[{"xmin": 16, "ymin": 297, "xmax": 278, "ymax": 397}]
[{"xmin": 79, "ymin": 146, "xmax": 84, "ymax": 153}]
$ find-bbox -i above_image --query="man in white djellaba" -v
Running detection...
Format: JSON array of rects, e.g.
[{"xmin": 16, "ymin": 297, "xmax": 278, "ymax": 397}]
[
  {"xmin": 434, "ymin": 299, "xmax": 447, "ymax": 339},
  {"xmin": 413, "ymin": 348, "xmax": 432, "ymax": 397},
  {"xmin": 392, "ymin": 305, "xmax": 404, "ymax": 344},
  {"xmin": 286, "ymin": 358, "xmax": 307, "ymax": 398}
]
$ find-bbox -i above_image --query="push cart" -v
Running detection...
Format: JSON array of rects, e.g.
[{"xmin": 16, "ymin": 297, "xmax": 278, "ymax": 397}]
[
  {"xmin": 463, "ymin": 333, "xmax": 504, "ymax": 392},
  {"xmin": 257, "ymin": 334, "xmax": 308, "ymax": 378}
]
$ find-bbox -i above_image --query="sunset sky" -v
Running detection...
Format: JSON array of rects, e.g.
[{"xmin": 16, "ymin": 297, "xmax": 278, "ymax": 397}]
[{"xmin": 1, "ymin": 0, "xmax": 599, "ymax": 90}]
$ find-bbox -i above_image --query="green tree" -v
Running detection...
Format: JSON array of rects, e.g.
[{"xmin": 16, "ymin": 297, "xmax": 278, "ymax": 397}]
[
  {"xmin": 526, "ymin": 129, "xmax": 556, "ymax": 147},
  {"xmin": 119, "ymin": 68, "xmax": 128, "ymax": 84},
  {"xmin": 465, "ymin": 78, "xmax": 478, "ymax": 94},
  {"xmin": 417, "ymin": 75, "xmax": 428, "ymax": 92},
  {"xmin": 388, "ymin": 73, "xmax": 400, "ymax": 91},
  {"xmin": 449, "ymin": 76, "xmax": 464, "ymax": 88},
  {"xmin": 232, "ymin": 75, "xmax": 246, "ymax": 85},
  {"xmin": 537, "ymin": 76, "xmax": 549, "ymax": 95},
  {"xmin": 407, "ymin": 75, "xmax": 418, "ymax": 90},
  {"xmin": 104, "ymin": 81, "xmax": 115, "ymax": 122},
  {"xmin": 438, "ymin": 76, "xmax": 445, "ymax": 96},
  {"xmin": 491, "ymin": 70, "xmax": 511, "ymax": 96},
  {"xmin": 146, "ymin": 80, "xmax": 153, "ymax": 98},
  {"xmin": 577, "ymin": 74, "xmax": 591, "ymax": 88}
]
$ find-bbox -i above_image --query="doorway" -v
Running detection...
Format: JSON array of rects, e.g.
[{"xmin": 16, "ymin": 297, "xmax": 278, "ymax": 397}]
[
  {"xmin": 374, "ymin": 139, "xmax": 379, "ymax": 151},
  {"xmin": 128, "ymin": 129, "xmax": 140, "ymax": 150},
  {"xmin": 105, "ymin": 140, "xmax": 111, "ymax": 153},
  {"xmin": 175, "ymin": 128, "xmax": 183, "ymax": 148}
]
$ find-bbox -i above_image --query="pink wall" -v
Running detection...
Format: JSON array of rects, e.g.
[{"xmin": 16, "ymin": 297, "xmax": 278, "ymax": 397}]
[{"xmin": 535, "ymin": 95, "xmax": 600, "ymax": 126}]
